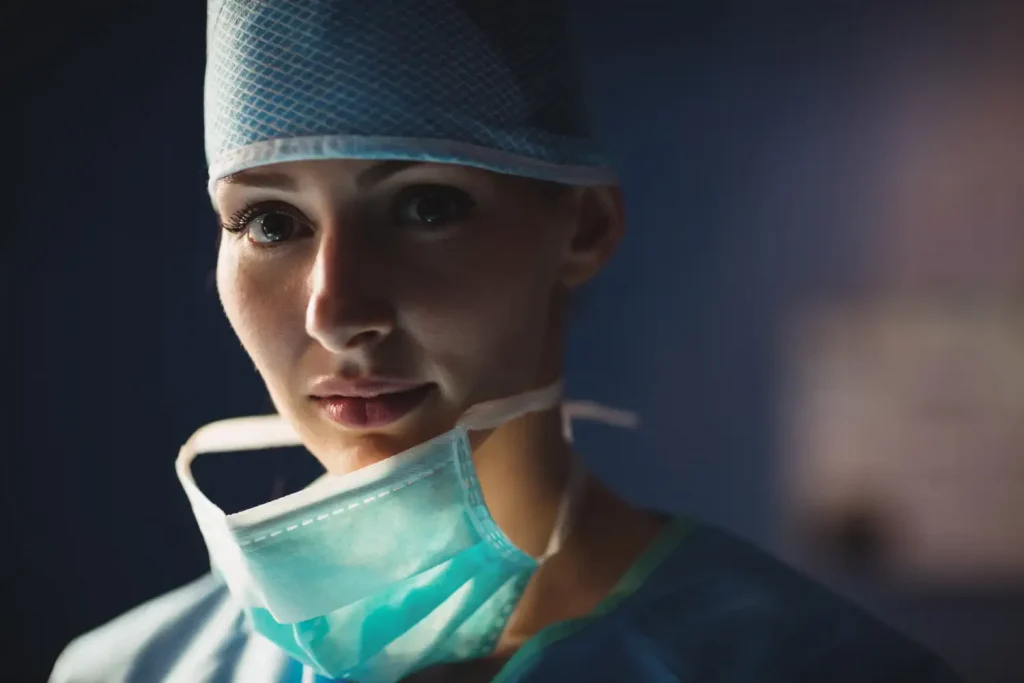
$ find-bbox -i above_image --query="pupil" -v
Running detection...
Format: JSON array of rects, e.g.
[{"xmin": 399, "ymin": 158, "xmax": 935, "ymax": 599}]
[
  {"xmin": 259, "ymin": 213, "xmax": 292, "ymax": 241},
  {"xmin": 415, "ymin": 195, "xmax": 448, "ymax": 224}
]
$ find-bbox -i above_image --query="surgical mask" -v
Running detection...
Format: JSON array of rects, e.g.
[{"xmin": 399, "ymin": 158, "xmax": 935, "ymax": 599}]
[{"xmin": 176, "ymin": 381, "xmax": 637, "ymax": 682}]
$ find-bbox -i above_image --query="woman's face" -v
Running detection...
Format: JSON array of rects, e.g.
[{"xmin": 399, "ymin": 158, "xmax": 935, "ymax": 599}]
[{"xmin": 214, "ymin": 159, "xmax": 619, "ymax": 473}]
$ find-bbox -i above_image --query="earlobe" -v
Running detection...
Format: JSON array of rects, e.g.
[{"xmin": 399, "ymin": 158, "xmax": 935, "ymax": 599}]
[{"xmin": 560, "ymin": 186, "xmax": 625, "ymax": 289}]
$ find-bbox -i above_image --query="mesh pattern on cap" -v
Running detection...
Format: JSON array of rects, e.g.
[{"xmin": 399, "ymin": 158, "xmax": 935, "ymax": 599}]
[{"xmin": 204, "ymin": 0, "xmax": 614, "ymax": 187}]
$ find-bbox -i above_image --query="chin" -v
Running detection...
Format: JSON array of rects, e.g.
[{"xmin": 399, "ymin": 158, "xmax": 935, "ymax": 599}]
[{"xmin": 312, "ymin": 427, "xmax": 443, "ymax": 476}]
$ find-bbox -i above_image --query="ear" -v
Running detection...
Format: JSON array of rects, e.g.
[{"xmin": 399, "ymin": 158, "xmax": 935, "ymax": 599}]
[{"xmin": 559, "ymin": 185, "xmax": 626, "ymax": 289}]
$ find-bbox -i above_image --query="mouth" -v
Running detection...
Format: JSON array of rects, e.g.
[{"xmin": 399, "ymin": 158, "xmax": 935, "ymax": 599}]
[{"xmin": 311, "ymin": 383, "xmax": 435, "ymax": 429}]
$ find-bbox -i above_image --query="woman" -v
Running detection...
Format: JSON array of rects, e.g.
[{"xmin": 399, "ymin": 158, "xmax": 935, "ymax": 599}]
[{"xmin": 51, "ymin": 1, "xmax": 963, "ymax": 682}]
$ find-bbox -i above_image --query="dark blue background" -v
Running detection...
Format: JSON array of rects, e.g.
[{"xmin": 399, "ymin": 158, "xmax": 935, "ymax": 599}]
[{"xmin": 6, "ymin": 2, "xmax": 1022, "ymax": 682}]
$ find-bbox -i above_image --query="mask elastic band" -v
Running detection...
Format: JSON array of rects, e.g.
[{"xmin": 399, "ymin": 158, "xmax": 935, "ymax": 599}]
[{"xmin": 458, "ymin": 380, "xmax": 565, "ymax": 431}]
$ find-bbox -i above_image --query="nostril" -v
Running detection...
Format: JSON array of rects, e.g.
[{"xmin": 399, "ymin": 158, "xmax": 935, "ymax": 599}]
[{"xmin": 345, "ymin": 328, "xmax": 385, "ymax": 349}]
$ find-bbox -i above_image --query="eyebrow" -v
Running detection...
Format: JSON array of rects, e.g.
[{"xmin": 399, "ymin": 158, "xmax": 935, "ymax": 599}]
[
  {"xmin": 355, "ymin": 161, "xmax": 421, "ymax": 188},
  {"xmin": 220, "ymin": 161, "xmax": 422, "ymax": 191},
  {"xmin": 221, "ymin": 169, "xmax": 297, "ymax": 190}
]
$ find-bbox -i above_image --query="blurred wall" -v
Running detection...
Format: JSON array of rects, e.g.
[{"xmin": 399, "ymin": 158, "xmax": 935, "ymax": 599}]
[{"xmin": 568, "ymin": 5, "xmax": 1024, "ymax": 682}]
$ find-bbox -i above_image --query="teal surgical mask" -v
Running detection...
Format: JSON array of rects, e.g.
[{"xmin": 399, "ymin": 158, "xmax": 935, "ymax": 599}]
[{"xmin": 176, "ymin": 382, "xmax": 637, "ymax": 682}]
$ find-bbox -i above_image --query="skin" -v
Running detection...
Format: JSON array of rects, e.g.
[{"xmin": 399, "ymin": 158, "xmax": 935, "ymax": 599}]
[{"xmin": 213, "ymin": 158, "xmax": 666, "ymax": 680}]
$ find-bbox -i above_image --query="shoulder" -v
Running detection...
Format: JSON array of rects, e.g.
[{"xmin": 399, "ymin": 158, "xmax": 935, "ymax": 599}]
[
  {"xmin": 48, "ymin": 573, "xmax": 290, "ymax": 683},
  {"xmin": 617, "ymin": 521, "xmax": 964, "ymax": 682}
]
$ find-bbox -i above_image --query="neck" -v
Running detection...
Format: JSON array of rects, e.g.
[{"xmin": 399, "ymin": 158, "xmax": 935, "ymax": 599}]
[
  {"xmin": 472, "ymin": 407, "xmax": 573, "ymax": 557},
  {"xmin": 471, "ymin": 405, "xmax": 668, "ymax": 657},
  {"xmin": 498, "ymin": 478, "xmax": 667, "ymax": 651}
]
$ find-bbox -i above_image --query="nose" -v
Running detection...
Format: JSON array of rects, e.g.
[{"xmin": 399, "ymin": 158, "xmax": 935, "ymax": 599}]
[{"xmin": 305, "ymin": 229, "xmax": 395, "ymax": 354}]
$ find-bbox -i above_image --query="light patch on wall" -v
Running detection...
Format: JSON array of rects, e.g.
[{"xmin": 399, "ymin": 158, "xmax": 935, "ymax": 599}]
[{"xmin": 781, "ymin": 301, "xmax": 1024, "ymax": 587}]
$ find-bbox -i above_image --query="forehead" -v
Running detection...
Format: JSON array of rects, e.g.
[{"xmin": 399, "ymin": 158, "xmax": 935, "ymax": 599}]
[
  {"xmin": 220, "ymin": 159, "xmax": 420, "ymax": 193},
  {"xmin": 215, "ymin": 159, "xmax": 568, "ymax": 202}
]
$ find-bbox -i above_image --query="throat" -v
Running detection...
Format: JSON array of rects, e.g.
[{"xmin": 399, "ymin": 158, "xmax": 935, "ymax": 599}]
[
  {"xmin": 471, "ymin": 408, "xmax": 577, "ymax": 557},
  {"xmin": 496, "ymin": 477, "xmax": 669, "ymax": 652}
]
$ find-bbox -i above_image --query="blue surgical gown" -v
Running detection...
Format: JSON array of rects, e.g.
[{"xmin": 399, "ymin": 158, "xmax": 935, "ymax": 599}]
[{"xmin": 50, "ymin": 518, "xmax": 963, "ymax": 682}]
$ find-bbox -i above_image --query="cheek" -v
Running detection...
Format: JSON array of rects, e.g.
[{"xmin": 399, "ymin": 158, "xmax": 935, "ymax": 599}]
[
  {"xmin": 401, "ymin": 225, "xmax": 562, "ymax": 400},
  {"xmin": 216, "ymin": 246, "xmax": 309, "ymax": 391}
]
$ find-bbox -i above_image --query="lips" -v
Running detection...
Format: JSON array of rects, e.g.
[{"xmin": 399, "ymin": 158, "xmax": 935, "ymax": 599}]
[{"xmin": 312, "ymin": 383, "xmax": 434, "ymax": 429}]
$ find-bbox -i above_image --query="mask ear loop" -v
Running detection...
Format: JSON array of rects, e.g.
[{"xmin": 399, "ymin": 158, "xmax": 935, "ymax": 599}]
[
  {"xmin": 176, "ymin": 415, "xmax": 301, "ymax": 608},
  {"xmin": 176, "ymin": 414, "xmax": 301, "ymax": 518},
  {"xmin": 538, "ymin": 399, "xmax": 641, "ymax": 562},
  {"xmin": 561, "ymin": 400, "xmax": 641, "ymax": 443},
  {"xmin": 458, "ymin": 380, "xmax": 565, "ymax": 431}
]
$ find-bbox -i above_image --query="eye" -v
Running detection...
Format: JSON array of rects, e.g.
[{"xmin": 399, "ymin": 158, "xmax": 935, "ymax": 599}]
[
  {"xmin": 393, "ymin": 185, "xmax": 476, "ymax": 228},
  {"xmin": 247, "ymin": 212, "xmax": 302, "ymax": 244},
  {"xmin": 222, "ymin": 203, "xmax": 310, "ymax": 246}
]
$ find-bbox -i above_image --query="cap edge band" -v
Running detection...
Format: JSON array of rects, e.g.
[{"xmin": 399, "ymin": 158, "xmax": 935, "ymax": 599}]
[{"xmin": 207, "ymin": 134, "xmax": 617, "ymax": 196}]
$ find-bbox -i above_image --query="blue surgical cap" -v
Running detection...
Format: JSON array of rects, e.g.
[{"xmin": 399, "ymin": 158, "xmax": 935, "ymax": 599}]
[{"xmin": 204, "ymin": 0, "xmax": 616, "ymax": 194}]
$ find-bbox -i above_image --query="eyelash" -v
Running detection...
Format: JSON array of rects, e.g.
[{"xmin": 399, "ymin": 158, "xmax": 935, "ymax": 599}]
[
  {"xmin": 218, "ymin": 184, "xmax": 478, "ymax": 244},
  {"xmin": 391, "ymin": 184, "xmax": 476, "ymax": 227},
  {"xmin": 220, "ymin": 201, "xmax": 295, "ymax": 235}
]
